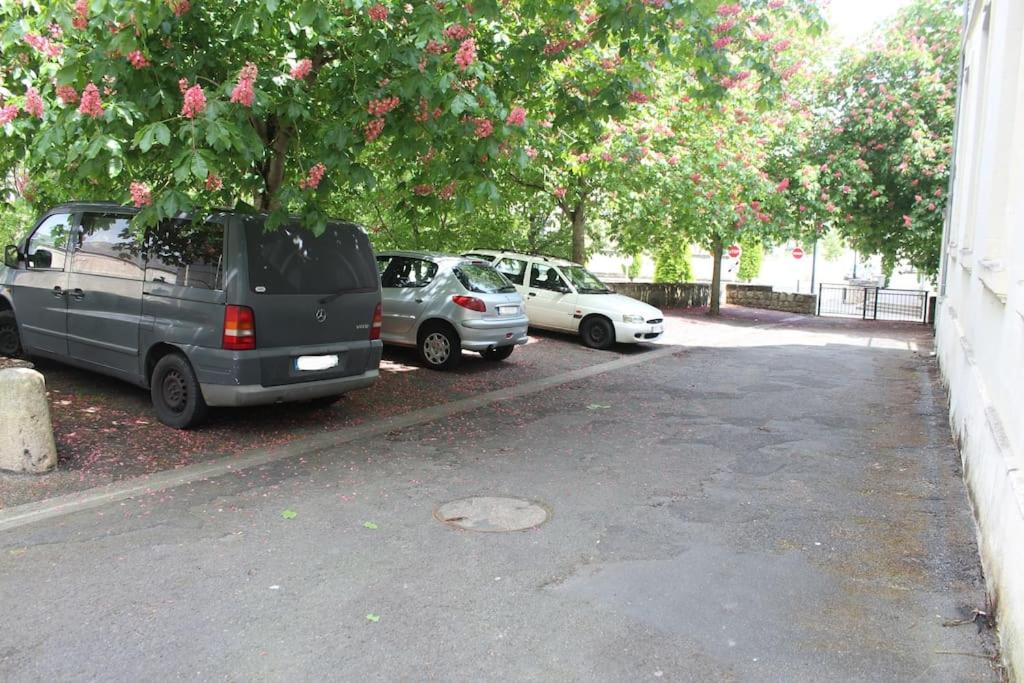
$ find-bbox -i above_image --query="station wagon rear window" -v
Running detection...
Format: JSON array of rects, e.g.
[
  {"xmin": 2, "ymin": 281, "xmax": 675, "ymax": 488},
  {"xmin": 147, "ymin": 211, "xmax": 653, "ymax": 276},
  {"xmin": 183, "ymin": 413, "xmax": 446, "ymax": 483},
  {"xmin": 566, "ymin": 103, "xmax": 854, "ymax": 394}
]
[{"xmin": 245, "ymin": 221, "xmax": 378, "ymax": 295}]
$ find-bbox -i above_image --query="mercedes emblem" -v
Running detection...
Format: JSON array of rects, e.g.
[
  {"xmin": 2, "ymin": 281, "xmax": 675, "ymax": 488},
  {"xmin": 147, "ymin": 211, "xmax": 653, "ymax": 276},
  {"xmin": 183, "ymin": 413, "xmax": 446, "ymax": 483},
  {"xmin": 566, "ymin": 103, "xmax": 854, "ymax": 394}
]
[{"xmin": 314, "ymin": 305, "xmax": 328, "ymax": 323}]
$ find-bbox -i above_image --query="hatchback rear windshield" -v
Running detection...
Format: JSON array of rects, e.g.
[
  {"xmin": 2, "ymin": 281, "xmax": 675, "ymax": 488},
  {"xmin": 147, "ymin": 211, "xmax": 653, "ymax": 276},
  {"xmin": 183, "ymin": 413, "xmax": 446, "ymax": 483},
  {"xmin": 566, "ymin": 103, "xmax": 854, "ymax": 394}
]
[
  {"xmin": 245, "ymin": 220, "xmax": 378, "ymax": 295},
  {"xmin": 453, "ymin": 263, "xmax": 518, "ymax": 294}
]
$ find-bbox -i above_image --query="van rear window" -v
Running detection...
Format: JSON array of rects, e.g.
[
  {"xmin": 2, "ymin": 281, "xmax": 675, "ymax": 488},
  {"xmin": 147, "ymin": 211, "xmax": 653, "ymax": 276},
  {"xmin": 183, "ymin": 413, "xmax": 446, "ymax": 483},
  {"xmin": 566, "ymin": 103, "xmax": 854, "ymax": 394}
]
[{"xmin": 245, "ymin": 220, "xmax": 378, "ymax": 295}]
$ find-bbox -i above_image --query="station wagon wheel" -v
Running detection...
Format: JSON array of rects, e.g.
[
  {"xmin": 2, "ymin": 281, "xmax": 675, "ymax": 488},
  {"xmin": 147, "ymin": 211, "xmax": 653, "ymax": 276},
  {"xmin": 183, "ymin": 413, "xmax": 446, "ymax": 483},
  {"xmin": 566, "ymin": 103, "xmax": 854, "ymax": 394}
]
[
  {"xmin": 417, "ymin": 323, "xmax": 461, "ymax": 371},
  {"xmin": 580, "ymin": 316, "xmax": 615, "ymax": 350},
  {"xmin": 0, "ymin": 311, "xmax": 21, "ymax": 357},
  {"xmin": 150, "ymin": 353, "xmax": 209, "ymax": 429}
]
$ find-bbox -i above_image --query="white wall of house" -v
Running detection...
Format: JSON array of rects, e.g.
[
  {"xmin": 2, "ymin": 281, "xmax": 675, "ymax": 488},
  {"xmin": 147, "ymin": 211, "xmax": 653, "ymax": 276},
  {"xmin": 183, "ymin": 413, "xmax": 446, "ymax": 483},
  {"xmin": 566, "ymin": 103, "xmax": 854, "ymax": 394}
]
[{"xmin": 936, "ymin": 0, "xmax": 1024, "ymax": 675}]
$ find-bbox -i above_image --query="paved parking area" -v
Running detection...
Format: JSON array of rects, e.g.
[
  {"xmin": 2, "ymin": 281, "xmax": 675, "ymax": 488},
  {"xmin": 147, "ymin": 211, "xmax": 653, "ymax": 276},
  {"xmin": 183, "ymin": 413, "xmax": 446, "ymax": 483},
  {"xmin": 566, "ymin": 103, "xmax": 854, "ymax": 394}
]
[{"xmin": 0, "ymin": 310, "xmax": 1002, "ymax": 680}]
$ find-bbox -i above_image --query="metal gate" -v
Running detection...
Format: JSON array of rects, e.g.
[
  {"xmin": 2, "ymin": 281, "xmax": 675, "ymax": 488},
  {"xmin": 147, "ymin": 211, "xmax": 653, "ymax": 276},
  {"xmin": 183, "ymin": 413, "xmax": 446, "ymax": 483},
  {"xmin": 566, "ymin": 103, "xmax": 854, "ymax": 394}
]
[{"xmin": 817, "ymin": 284, "xmax": 929, "ymax": 323}]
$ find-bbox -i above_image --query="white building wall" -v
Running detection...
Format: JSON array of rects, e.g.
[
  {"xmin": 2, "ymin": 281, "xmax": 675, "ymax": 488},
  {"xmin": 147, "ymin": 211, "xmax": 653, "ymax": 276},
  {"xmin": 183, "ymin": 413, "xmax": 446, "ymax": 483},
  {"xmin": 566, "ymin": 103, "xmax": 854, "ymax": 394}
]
[{"xmin": 936, "ymin": 0, "xmax": 1024, "ymax": 676}]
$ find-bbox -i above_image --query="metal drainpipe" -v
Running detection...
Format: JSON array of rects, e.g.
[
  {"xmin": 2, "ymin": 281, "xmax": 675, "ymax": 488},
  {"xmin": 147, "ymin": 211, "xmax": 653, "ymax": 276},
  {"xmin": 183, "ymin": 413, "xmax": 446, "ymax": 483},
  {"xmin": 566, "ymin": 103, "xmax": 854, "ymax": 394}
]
[{"xmin": 938, "ymin": 0, "xmax": 973, "ymax": 301}]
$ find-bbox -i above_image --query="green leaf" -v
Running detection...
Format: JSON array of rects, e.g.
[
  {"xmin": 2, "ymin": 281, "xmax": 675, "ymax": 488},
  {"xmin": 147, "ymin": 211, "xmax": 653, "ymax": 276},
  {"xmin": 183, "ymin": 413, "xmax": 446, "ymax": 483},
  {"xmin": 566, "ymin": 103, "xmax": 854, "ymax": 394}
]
[
  {"xmin": 365, "ymin": 613, "xmax": 380, "ymax": 622},
  {"xmin": 362, "ymin": 521, "xmax": 378, "ymax": 529},
  {"xmin": 265, "ymin": 0, "xmax": 279, "ymax": 11},
  {"xmin": 154, "ymin": 123, "xmax": 171, "ymax": 147},
  {"xmin": 296, "ymin": 0, "xmax": 318, "ymax": 26},
  {"xmin": 281, "ymin": 509, "xmax": 298, "ymax": 519},
  {"xmin": 190, "ymin": 154, "xmax": 209, "ymax": 179},
  {"xmin": 107, "ymin": 157, "xmax": 124, "ymax": 178}
]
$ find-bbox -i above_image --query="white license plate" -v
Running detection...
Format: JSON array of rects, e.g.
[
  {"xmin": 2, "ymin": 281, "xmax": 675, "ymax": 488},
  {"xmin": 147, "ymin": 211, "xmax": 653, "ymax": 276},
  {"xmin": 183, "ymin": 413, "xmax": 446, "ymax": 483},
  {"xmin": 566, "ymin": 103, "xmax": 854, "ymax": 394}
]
[
  {"xmin": 651, "ymin": 325, "xmax": 664, "ymax": 334},
  {"xmin": 498, "ymin": 305, "xmax": 520, "ymax": 316},
  {"xmin": 295, "ymin": 354, "xmax": 339, "ymax": 371}
]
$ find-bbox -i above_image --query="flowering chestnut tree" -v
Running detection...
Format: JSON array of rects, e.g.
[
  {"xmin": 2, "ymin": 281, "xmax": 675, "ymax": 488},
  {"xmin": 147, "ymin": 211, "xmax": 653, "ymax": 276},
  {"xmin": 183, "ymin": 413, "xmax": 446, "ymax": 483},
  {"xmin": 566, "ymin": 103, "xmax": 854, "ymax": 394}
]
[{"xmin": 809, "ymin": 0, "xmax": 959, "ymax": 277}]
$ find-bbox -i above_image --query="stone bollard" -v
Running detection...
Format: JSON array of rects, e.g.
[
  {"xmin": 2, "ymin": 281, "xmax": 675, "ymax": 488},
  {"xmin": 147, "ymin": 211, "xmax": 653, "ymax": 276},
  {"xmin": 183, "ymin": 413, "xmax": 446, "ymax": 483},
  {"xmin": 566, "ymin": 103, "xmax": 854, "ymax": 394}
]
[{"xmin": 0, "ymin": 368, "xmax": 58, "ymax": 474}]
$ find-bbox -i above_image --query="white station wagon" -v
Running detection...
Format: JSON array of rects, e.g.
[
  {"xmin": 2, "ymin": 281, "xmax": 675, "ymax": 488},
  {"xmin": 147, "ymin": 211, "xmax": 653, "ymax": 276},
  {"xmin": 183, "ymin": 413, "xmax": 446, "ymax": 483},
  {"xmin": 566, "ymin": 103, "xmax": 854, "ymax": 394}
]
[{"xmin": 463, "ymin": 250, "xmax": 664, "ymax": 349}]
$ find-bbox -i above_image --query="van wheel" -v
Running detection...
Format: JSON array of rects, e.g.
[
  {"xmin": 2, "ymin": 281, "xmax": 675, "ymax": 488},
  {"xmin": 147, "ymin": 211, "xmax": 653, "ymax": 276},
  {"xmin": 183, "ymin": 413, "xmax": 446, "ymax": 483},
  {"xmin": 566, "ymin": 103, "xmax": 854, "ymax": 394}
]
[
  {"xmin": 480, "ymin": 346, "xmax": 515, "ymax": 361},
  {"xmin": 151, "ymin": 353, "xmax": 208, "ymax": 429},
  {"xmin": 418, "ymin": 323, "xmax": 461, "ymax": 371},
  {"xmin": 580, "ymin": 316, "xmax": 615, "ymax": 350},
  {"xmin": 0, "ymin": 311, "xmax": 21, "ymax": 357}
]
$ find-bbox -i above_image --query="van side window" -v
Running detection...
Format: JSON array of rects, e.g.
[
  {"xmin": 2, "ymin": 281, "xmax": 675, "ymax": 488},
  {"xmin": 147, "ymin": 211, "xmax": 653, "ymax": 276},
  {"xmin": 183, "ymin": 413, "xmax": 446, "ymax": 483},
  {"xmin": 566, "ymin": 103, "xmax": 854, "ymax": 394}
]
[
  {"xmin": 494, "ymin": 258, "xmax": 527, "ymax": 285},
  {"xmin": 73, "ymin": 213, "xmax": 144, "ymax": 280},
  {"xmin": 145, "ymin": 221, "xmax": 225, "ymax": 290},
  {"xmin": 26, "ymin": 213, "xmax": 72, "ymax": 270}
]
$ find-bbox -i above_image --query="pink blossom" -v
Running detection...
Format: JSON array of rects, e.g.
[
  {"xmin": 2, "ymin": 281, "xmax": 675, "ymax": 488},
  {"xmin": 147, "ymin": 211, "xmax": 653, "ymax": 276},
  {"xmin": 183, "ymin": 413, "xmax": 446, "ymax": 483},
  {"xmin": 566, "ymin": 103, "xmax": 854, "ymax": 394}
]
[
  {"xmin": 525, "ymin": 147, "xmax": 538, "ymax": 159},
  {"xmin": 73, "ymin": 0, "xmax": 89, "ymax": 29},
  {"xmin": 23, "ymin": 33, "xmax": 63, "ymax": 59},
  {"xmin": 443, "ymin": 24, "xmax": 472, "ymax": 41},
  {"xmin": 368, "ymin": 3, "xmax": 389, "ymax": 21},
  {"xmin": 473, "ymin": 117, "xmax": 493, "ymax": 138},
  {"xmin": 425, "ymin": 40, "xmax": 449, "ymax": 55},
  {"xmin": 689, "ymin": 173, "xmax": 701, "ymax": 184},
  {"xmin": 713, "ymin": 36, "xmax": 733, "ymax": 50},
  {"xmin": 367, "ymin": 96, "xmax": 400, "ymax": 117},
  {"xmin": 127, "ymin": 51, "xmax": 149, "ymax": 68},
  {"xmin": 771, "ymin": 40, "xmax": 790, "ymax": 53},
  {"xmin": 365, "ymin": 118, "xmax": 386, "ymax": 142},
  {"xmin": 826, "ymin": 202, "xmax": 836, "ymax": 213},
  {"xmin": 601, "ymin": 152, "xmax": 613, "ymax": 162},
  {"xmin": 454, "ymin": 38, "xmax": 477, "ymax": 70},
  {"xmin": 627, "ymin": 91, "xmax": 650, "ymax": 104},
  {"xmin": 754, "ymin": 31, "xmax": 773, "ymax": 42},
  {"xmin": 299, "ymin": 163, "xmax": 326, "ymax": 190},
  {"xmin": 934, "ymin": 188, "xmax": 943, "ymax": 197},
  {"xmin": 902, "ymin": 215, "xmax": 912, "ymax": 227},
  {"xmin": 291, "ymin": 59, "xmax": 313, "ymax": 79},
  {"xmin": 713, "ymin": 19, "xmax": 736, "ymax": 34},
  {"xmin": 25, "ymin": 88, "xmax": 44, "ymax": 118},
  {"xmin": 0, "ymin": 105, "xmax": 19, "ymax": 126},
  {"xmin": 168, "ymin": 0, "xmax": 190, "ymax": 16},
  {"xmin": 716, "ymin": 3, "xmax": 741, "ymax": 16},
  {"xmin": 841, "ymin": 185, "xmax": 851, "ymax": 194},
  {"xmin": 928, "ymin": 202, "xmax": 937, "ymax": 211},
  {"xmin": 776, "ymin": 178, "xmax": 790, "ymax": 192},
  {"xmin": 553, "ymin": 187, "xmax": 567, "ymax": 199},
  {"xmin": 129, "ymin": 182, "xmax": 152, "ymax": 207},
  {"xmin": 439, "ymin": 182, "xmax": 457, "ymax": 200},
  {"xmin": 180, "ymin": 83, "xmax": 206, "ymax": 119},
  {"xmin": 506, "ymin": 106, "xmax": 527, "ymax": 126},
  {"xmin": 78, "ymin": 83, "xmax": 104, "ymax": 118},
  {"xmin": 767, "ymin": 0, "xmax": 784, "ymax": 8},
  {"xmin": 56, "ymin": 85, "xmax": 79, "ymax": 105},
  {"xmin": 230, "ymin": 63, "xmax": 257, "ymax": 107},
  {"xmin": 544, "ymin": 40, "xmax": 570, "ymax": 56},
  {"xmin": 413, "ymin": 184, "xmax": 433, "ymax": 196},
  {"xmin": 205, "ymin": 174, "xmax": 223, "ymax": 191}
]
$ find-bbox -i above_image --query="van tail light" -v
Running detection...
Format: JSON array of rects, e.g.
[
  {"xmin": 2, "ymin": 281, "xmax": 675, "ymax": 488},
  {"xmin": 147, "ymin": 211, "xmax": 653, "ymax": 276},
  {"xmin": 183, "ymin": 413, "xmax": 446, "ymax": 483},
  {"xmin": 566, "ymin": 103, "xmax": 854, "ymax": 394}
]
[
  {"xmin": 452, "ymin": 295, "xmax": 486, "ymax": 312},
  {"xmin": 370, "ymin": 302, "xmax": 382, "ymax": 340},
  {"xmin": 223, "ymin": 305, "xmax": 256, "ymax": 350}
]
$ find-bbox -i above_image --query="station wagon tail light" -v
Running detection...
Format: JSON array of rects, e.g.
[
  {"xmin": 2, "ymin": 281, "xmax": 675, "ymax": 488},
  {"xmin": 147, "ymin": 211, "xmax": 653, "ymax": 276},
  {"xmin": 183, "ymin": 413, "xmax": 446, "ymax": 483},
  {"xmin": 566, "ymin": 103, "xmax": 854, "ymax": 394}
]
[
  {"xmin": 370, "ymin": 302, "xmax": 382, "ymax": 340},
  {"xmin": 452, "ymin": 295, "xmax": 486, "ymax": 312},
  {"xmin": 223, "ymin": 305, "xmax": 256, "ymax": 350}
]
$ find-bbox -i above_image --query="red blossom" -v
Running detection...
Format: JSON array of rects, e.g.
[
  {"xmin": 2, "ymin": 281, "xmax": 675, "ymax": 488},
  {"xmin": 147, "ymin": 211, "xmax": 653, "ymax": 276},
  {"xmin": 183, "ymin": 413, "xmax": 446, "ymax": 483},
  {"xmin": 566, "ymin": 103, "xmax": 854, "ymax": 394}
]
[
  {"xmin": 716, "ymin": 3, "xmax": 741, "ymax": 16},
  {"xmin": 127, "ymin": 51, "xmax": 149, "ymax": 68},
  {"xmin": 365, "ymin": 118, "xmax": 386, "ymax": 142},
  {"xmin": 713, "ymin": 36, "xmax": 733, "ymax": 50},
  {"xmin": 78, "ymin": 83, "xmax": 104, "ymax": 118},
  {"xmin": 413, "ymin": 184, "xmax": 433, "ymax": 196},
  {"xmin": 368, "ymin": 3, "xmax": 389, "ymax": 21},
  {"xmin": 299, "ymin": 163, "xmax": 326, "ymax": 190},
  {"xmin": 473, "ymin": 117, "xmax": 493, "ymax": 138},
  {"xmin": 454, "ymin": 38, "xmax": 477, "ymax": 70},
  {"xmin": 167, "ymin": 0, "xmax": 190, "ymax": 16},
  {"xmin": 506, "ymin": 106, "xmax": 527, "ymax": 126},
  {"xmin": 73, "ymin": 0, "xmax": 89, "ymax": 29},
  {"xmin": 443, "ymin": 24, "xmax": 472, "ymax": 40},
  {"xmin": 439, "ymin": 181, "xmax": 457, "ymax": 200},
  {"xmin": 25, "ymin": 88, "xmax": 44, "ymax": 118},
  {"xmin": 776, "ymin": 178, "xmax": 790, "ymax": 192},
  {"xmin": 553, "ymin": 187, "xmax": 567, "ymax": 199},
  {"xmin": 56, "ymin": 85, "xmax": 79, "ymax": 105},
  {"xmin": 205, "ymin": 174, "xmax": 223, "ymax": 191},
  {"xmin": 180, "ymin": 83, "xmax": 206, "ymax": 118},
  {"xmin": 291, "ymin": 59, "xmax": 313, "ymax": 79},
  {"xmin": 368, "ymin": 96, "xmax": 400, "ymax": 116},
  {"xmin": 0, "ymin": 105, "xmax": 19, "ymax": 126},
  {"xmin": 230, "ymin": 63, "xmax": 257, "ymax": 107},
  {"xmin": 129, "ymin": 182, "xmax": 152, "ymax": 207}
]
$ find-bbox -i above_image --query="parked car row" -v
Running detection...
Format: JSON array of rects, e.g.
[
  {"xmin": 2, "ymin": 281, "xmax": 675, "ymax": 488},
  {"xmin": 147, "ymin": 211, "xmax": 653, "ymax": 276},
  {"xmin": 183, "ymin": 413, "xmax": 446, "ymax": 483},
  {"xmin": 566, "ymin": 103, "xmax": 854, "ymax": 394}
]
[{"xmin": 0, "ymin": 203, "xmax": 663, "ymax": 429}]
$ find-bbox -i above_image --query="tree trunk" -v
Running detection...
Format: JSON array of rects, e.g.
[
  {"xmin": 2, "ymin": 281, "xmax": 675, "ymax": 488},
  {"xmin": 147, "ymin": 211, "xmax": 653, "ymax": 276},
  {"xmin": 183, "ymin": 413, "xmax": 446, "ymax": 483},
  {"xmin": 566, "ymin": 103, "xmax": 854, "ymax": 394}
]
[
  {"xmin": 709, "ymin": 235, "xmax": 724, "ymax": 316},
  {"xmin": 571, "ymin": 202, "xmax": 586, "ymax": 264},
  {"xmin": 255, "ymin": 118, "xmax": 291, "ymax": 210}
]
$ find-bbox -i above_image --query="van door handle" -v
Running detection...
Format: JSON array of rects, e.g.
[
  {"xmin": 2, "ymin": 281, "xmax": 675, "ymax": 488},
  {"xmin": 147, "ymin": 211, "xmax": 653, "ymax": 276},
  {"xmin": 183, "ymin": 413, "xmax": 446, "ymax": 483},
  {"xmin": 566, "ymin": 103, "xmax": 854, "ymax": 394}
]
[
  {"xmin": 415, "ymin": 298, "xmax": 424, "ymax": 303},
  {"xmin": 528, "ymin": 292, "xmax": 537, "ymax": 297},
  {"xmin": 52, "ymin": 286, "xmax": 65, "ymax": 298},
  {"xmin": 71, "ymin": 288, "xmax": 85, "ymax": 301}
]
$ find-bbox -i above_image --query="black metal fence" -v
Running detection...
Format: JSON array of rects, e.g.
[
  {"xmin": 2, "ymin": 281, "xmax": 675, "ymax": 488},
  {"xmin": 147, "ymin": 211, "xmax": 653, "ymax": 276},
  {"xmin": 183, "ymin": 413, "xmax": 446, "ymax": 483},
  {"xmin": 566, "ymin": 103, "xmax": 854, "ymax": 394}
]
[{"xmin": 817, "ymin": 284, "xmax": 929, "ymax": 323}]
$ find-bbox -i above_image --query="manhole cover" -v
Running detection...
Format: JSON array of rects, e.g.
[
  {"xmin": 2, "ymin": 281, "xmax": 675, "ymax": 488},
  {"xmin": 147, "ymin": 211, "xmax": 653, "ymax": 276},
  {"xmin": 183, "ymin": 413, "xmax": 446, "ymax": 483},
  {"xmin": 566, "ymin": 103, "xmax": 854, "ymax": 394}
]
[{"xmin": 434, "ymin": 496, "xmax": 550, "ymax": 532}]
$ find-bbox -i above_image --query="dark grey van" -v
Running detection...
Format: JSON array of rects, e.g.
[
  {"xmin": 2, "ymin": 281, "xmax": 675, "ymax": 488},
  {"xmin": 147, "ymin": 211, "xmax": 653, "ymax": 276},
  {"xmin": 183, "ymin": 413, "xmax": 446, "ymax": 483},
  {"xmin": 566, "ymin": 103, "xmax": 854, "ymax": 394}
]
[{"xmin": 0, "ymin": 203, "xmax": 383, "ymax": 428}]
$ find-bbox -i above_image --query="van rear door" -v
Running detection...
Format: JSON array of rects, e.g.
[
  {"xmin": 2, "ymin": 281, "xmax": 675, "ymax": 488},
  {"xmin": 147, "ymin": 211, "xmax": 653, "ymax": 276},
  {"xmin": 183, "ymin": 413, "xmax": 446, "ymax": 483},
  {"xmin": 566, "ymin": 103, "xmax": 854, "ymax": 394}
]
[{"xmin": 239, "ymin": 218, "xmax": 381, "ymax": 386}]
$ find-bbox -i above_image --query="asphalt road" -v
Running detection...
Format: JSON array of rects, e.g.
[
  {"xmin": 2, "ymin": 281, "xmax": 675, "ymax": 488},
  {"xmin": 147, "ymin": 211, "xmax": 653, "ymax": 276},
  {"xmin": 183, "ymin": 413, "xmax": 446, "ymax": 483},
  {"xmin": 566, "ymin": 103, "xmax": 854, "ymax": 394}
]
[{"xmin": 0, "ymin": 315, "xmax": 1000, "ymax": 680}]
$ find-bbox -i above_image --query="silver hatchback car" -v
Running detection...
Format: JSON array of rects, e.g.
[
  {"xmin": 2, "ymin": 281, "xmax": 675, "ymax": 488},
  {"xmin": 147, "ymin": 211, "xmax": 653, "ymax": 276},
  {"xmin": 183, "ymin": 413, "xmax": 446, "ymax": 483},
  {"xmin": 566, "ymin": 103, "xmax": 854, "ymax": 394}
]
[{"xmin": 376, "ymin": 251, "xmax": 529, "ymax": 370}]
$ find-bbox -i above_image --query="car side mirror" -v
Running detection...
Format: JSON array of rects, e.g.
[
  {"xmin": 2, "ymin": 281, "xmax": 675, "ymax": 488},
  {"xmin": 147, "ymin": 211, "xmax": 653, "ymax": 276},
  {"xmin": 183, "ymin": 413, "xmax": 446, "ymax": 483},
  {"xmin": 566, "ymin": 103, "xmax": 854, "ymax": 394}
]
[
  {"xmin": 29, "ymin": 248, "xmax": 52, "ymax": 269},
  {"xmin": 558, "ymin": 285, "xmax": 571, "ymax": 294},
  {"xmin": 4, "ymin": 245, "xmax": 23, "ymax": 269}
]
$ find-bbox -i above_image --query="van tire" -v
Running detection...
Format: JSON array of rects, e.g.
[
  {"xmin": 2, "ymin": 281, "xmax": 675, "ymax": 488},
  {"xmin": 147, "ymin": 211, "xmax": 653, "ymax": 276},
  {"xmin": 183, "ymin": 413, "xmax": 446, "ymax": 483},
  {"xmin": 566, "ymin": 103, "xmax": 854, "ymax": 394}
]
[
  {"xmin": 418, "ymin": 322, "xmax": 461, "ymax": 371},
  {"xmin": 151, "ymin": 353, "xmax": 208, "ymax": 429},
  {"xmin": 480, "ymin": 346, "xmax": 515, "ymax": 361},
  {"xmin": 0, "ymin": 310, "xmax": 21, "ymax": 357},
  {"xmin": 580, "ymin": 316, "xmax": 615, "ymax": 350}
]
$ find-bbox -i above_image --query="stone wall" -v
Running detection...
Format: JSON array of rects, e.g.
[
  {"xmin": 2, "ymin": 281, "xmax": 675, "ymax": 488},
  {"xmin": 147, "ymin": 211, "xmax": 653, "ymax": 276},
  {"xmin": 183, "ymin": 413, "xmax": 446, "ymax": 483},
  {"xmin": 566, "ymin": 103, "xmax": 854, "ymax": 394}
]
[
  {"xmin": 726, "ymin": 284, "xmax": 817, "ymax": 315},
  {"xmin": 610, "ymin": 282, "xmax": 710, "ymax": 309}
]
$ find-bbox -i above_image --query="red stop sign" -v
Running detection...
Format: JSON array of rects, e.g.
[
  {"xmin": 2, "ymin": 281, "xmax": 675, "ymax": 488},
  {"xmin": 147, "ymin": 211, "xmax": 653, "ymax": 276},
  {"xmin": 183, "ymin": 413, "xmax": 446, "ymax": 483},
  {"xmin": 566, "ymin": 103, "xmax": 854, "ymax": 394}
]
[
  {"xmin": 792, "ymin": 247, "xmax": 805, "ymax": 259},
  {"xmin": 727, "ymin": 244, "xmax": 741, "ymax": 258}
]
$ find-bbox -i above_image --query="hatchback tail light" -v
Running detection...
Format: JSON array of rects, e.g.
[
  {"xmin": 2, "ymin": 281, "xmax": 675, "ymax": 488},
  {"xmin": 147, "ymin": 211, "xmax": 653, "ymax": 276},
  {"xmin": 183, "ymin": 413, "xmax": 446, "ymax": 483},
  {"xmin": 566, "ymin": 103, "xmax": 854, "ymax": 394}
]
[
  {"xmin": 223, "ymin": 305, "xmax": 256, "ymax": 350},
  {"xmin": 370, "ymin": 302, "xmax": 382, "ymax": 340},
  {"xmin": 452, "ymin": 295, "xmax": 487, "ymax": 312}
]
